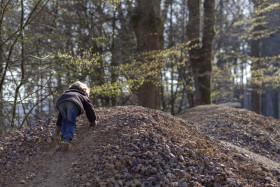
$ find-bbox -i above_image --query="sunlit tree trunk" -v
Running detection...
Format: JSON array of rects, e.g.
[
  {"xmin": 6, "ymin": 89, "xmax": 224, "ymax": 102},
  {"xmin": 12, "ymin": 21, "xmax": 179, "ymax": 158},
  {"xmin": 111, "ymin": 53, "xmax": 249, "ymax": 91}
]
[
  {"xmin": 168, "ymin": 0, "xmax": 174, "ymax": 114},
  {"xmin": 131, "ymin": 0, "xmax": 163, "ymax": 109},
  {"xmin": 186, "ymin": 0, "xmax": 216, "ymax": 105}
]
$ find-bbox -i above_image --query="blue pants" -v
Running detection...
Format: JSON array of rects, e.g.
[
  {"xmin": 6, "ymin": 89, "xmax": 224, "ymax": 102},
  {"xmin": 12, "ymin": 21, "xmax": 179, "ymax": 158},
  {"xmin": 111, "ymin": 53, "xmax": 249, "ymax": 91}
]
[{"xmin": 57, "ymin": 101, "xmax": 78, "ymax": 143}]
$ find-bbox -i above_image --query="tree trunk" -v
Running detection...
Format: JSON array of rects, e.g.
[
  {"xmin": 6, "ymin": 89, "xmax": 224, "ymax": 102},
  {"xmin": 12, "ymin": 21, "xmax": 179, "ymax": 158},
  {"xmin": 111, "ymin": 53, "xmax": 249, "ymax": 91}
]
[
  {"xmin": 111, "ymin": 5, "xmax": 117, "ymax": 106},
  {"xmin": 186, "ymin": 0, "xmax": 215, "ymax": 105},
  {"xmin": 131, "ymin": 0, "xmax": 163, "ymax": 109},
  {"xmin": 11, "ymin": 0, "xmax": 25, "ymax": 128},
  {"xmin": 251, "ymin": 0, "xmax": 264, "ymax": 114},
  {"xmin": 0, "ymin": 1, "xmax": 4, "ymax": 128},
  {"xmin": 251, "ymin": 39, "xmax": 262, "ymax": 114}
]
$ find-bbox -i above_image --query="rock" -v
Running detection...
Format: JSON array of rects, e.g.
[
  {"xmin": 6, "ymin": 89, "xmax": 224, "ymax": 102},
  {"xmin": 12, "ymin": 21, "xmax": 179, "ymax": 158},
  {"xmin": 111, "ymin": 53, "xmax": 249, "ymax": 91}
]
[
  {"xmin": 166, "ymin": 173, "xmax": 172, "ymax": 178},
  {"xmin": 134, "ymin": 179, "xmax": 141, "ymax": 185},
  {"xmin": 98, "ymin": 181, "xmax": 107, "ymax": 186},
  {"xmin": 178, "ymin": 155, "xmax": 184, "ymax": 161},
  {"xmin": 118, "ymin": 180, "xmax": 123, "ymax": 186},
  {"xmin": 173, "ymin": 169, "xmax": 186, "ymax": 178},
  {"xmin": 265, "ymin": 177, "xmax": 272, "ymax": 184},
  {"xmin": 181, "ymin": 181, "xmax": 188, "ymax": 187},
  {"xmin": 47, "ymin": 137, "xmax": 52, "ymax": 143},
  {"xmin": 105, "ymin": 164, "xmax": 114, "ymax": 170},
  {"xmin": 115, "ymin": 161, "xmax": 122, "ymax": 170},
  {"xmin": 148, "ymin": 167, "xmax": 157, "ymax": 175},
  {"xmin": 27, "ymin": 137, "xmax": 33, "ymax": 142}
]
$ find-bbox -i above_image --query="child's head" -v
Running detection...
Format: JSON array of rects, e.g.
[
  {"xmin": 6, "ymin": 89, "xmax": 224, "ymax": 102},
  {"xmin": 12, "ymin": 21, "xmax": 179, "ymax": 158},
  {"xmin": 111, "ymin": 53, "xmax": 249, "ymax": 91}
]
[{"xmin": 70, "ymin": 81, "xmax": 90, "ymax": 97}]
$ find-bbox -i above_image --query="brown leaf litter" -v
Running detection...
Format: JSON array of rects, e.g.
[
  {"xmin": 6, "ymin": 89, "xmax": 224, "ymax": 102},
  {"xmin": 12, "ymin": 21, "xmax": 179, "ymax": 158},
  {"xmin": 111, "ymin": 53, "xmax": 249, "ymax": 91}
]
[
  {"xmin": 0, "ymin": 105, "xmax": 279, "ymax": 186},
  {"xmin": 178, "ymin": 104, "xmax": 280, "ymax": 163}
]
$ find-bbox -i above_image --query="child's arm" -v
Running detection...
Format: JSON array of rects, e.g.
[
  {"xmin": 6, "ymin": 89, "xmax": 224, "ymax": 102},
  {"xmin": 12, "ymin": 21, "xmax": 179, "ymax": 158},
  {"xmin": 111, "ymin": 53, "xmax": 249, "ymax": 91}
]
[{"xmin": 84, "ymin": 98, "xmax": 97, "ymax": 124}]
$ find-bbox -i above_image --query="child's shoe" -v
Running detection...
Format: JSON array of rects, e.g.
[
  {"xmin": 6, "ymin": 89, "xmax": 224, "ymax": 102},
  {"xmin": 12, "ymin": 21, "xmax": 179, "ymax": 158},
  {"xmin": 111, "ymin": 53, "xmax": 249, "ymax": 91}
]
[{"xmin": 63, "ymin": 141, "xmax": 71, "ymax": 151}]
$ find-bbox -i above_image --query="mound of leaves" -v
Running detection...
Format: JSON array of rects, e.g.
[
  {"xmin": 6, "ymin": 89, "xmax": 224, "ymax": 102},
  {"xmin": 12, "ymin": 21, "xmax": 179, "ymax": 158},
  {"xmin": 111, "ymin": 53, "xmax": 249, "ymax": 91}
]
[
  {"xmin": 178, "ymin": 104, "xmax": 280, "ymax": 163},
  {"xmin": 0, "ymin": 106, "xmax": 279, "ymax": 186}
]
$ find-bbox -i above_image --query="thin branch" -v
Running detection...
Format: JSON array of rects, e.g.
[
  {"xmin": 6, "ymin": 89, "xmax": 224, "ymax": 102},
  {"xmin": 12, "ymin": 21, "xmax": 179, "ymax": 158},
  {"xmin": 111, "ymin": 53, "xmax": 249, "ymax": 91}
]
[
  {"xmin": 0, "ymin": 0, "xmax": 12, "ymax": 25},
  {"xmin": 0, "ymin": 0, "xmax": 50, "ymax": 47},
  {"xmin": 20, "ymin": 88, "xmax": 59, "ymax": 128}
]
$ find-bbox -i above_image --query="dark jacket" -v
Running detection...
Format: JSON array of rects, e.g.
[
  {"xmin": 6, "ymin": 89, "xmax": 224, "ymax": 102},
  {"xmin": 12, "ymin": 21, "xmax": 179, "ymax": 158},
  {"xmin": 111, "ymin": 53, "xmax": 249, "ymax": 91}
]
[{"xmin": 56, "ymin": 86, "xmax": 96, "ymax": 126}]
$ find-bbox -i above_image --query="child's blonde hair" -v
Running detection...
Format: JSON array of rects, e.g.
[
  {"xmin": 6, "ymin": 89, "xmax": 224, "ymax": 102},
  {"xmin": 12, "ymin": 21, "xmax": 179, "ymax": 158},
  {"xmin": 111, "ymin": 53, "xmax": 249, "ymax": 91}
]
[{"xmin": 70, "ymin": 81, "xmax": 90, "ymax": 97}]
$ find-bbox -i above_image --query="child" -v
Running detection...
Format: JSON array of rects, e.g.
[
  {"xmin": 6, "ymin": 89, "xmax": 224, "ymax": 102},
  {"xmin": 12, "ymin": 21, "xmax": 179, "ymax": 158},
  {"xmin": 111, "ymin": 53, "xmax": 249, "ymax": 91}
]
[{"xmin": 55, "ymin": 81, "xmax": 96, "ymax": 151}]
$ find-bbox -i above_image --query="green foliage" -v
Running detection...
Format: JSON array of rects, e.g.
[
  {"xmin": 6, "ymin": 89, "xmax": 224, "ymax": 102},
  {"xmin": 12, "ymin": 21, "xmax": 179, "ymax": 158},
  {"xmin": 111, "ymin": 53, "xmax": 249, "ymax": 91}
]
[
  {"xmin": 53, "ymin": 41, "xmax": 191, "ymax": 108},
  {"xmin": 1, "ymin": 0, "xmax": 280, "ymax": 133}
]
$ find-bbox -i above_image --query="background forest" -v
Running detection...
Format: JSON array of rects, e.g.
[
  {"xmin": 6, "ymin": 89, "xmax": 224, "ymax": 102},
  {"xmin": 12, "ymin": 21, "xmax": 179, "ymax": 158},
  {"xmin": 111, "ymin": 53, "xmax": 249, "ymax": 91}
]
[{"xmin": 0, "ymin": 0, "xmax": 280, "ymax": 134}]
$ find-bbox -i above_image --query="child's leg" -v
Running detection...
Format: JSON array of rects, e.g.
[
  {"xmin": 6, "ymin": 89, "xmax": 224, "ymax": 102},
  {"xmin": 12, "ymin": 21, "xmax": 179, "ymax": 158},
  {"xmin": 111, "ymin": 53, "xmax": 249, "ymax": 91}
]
[
  {"xmin": 61, "ymin": 120, "xmax": 67, "ymax": 141},
  {"xmin": 64, "ymin": 102, "xmax": 78, "ymax": 143},
  {"xmin": 57, "ymin": 110, "xmax": 67, "ymax": 141}
]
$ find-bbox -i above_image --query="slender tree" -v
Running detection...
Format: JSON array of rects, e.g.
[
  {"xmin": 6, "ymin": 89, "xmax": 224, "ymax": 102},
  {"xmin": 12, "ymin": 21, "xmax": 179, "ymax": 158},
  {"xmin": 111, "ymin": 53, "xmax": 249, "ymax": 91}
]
[{"xmin": 11, "ymin": 0, "xmax": 25, "ymax": 128}]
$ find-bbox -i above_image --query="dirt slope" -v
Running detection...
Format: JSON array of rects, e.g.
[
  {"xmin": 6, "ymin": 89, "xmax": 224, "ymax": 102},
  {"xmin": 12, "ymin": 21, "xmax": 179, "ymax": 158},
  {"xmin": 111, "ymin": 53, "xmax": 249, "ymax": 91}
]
[
  {"xmin": 178, "ymin": 104, "xmax": 280, "ymax": 163},
  {"xmin": 0, "ymin": 106, "xmax": 280, "ymax": 186}
]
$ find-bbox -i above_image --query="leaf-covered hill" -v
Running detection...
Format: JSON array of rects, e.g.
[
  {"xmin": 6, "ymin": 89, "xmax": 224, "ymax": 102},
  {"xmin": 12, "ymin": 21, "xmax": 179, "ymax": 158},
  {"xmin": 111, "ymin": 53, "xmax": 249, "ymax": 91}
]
[
  {"xmin": 0, "ymin": 106, "xmax": 279, "ymax": 186},
  {"xmin": 178, "ymin": 104, "xmax": 280, "ymax": 163}
]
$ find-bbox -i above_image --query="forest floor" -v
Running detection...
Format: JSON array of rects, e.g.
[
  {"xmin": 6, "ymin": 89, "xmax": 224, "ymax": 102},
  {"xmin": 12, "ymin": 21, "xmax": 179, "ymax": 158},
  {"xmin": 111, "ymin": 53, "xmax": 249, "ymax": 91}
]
[
  {"xmin": 177, "ymin": 104, "xmax": 280, "ymax": 164},
  {"xmin": 0, "ymin": 105, "xmax": 280, "ymax": 186}
]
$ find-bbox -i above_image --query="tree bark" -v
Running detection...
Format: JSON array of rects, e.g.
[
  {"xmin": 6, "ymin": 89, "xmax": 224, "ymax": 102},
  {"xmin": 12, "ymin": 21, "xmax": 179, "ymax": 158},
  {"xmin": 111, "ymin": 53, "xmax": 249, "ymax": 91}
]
[
  {"xmin": 0, "ymin": 1, "xmax": 4, "ymax": 128},
  {"xmin": 251, "ymin": 39, "xmax": 262, "ymax": 114},
  {"xmin": 186, "ymin": 0, "xmax": 215, "ymax": 105},
  {"xmin": 111, "ymin": 5, "xmax": 117, "ymax": 106},
  {"xmin": 11, "ymin": 0, "xmax": 25, "ymax": 128},
  {"xmin": 131, "ymin": 0, "xmax": 163, "ymax": 109},
  {"xmin": 251, "ymin": 0, "xmax": 264, "ymax": 114}
]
